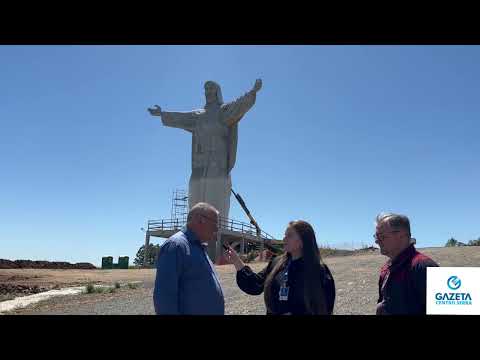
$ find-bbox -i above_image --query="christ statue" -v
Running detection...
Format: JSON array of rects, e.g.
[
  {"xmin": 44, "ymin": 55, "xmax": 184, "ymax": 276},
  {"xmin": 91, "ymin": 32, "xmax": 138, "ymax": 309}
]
[{"xmin": 148, "ymin": 79, "xmax": 262, "ymax": 221}]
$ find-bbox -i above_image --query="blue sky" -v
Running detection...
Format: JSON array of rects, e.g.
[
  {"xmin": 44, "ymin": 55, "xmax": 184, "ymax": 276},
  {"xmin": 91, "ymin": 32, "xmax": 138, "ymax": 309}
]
[{"xmin": 1, "ymin": 45, "xmax": 479, "ymax": 266}]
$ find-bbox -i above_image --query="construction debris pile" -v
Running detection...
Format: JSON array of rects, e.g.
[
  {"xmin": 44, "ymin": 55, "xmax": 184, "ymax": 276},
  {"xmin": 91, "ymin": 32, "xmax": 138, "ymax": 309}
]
[
  {"xmin": 0, "ymin": 283, "xmax": 50, "ymax": 297},
  {"xmin": 0, "ymin": 259, "xmax": 96, "ymax": 269}
]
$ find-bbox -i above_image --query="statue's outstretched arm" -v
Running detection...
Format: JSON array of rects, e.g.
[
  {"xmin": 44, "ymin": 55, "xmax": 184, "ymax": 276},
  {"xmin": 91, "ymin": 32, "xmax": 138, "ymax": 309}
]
[
  {"xmin": 222, "ymin": 79, "xmax": 262, "ymax": 127},
  {"xmin": 148, "ymin": 105, "xmax": 200, "ymax": 132}
]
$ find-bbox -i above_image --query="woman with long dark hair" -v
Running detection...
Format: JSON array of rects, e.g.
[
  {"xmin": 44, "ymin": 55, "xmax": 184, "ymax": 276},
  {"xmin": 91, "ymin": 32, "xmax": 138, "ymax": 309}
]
[{"xmin": 224, "ymin": 220, "xmax": 335, "ymax": 315}]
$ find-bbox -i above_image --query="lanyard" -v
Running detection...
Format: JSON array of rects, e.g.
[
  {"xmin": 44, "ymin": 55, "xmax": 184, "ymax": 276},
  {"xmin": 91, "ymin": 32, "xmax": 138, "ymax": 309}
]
[
  {"xmin": 279, "ymin": 258, "xmax": 291, "ymax": 302},
  {"xmin": 282, "ymin": 258, "xmax": 291, "ymax": 286}
]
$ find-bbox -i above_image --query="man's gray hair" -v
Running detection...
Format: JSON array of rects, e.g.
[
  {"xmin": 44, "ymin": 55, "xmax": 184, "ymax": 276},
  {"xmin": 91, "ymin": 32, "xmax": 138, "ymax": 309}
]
[
  {"xmin": 375, "ymin": 212, "xmax": 411, "ymax": 237},
  {"xmin": 187, "ymin": 202, "xmax": 219, "ymax": 224}
]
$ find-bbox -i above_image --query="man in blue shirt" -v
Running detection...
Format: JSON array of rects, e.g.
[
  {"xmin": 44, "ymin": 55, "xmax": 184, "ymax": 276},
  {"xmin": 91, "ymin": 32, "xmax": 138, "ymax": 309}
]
[{"xmin": 153, "ymin": 202, "xmax": 225, "ymax": 315}]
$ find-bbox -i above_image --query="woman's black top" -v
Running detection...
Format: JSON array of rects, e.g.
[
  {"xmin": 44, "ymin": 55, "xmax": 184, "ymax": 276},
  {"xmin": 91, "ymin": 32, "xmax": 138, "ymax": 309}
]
[{"xmin": 236, "ymin": 256, "xmax": 335, "ymax": 315}]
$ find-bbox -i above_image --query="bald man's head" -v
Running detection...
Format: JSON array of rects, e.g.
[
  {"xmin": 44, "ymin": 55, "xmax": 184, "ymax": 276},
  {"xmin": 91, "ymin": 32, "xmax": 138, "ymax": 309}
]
[{"xmin": 187, "ymin": 203, "xmax": 219, "ymax": 243}]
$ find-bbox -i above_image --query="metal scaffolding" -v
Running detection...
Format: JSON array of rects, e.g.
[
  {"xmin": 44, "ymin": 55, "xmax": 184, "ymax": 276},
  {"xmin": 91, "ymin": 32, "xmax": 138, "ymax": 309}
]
[
  {"xmin": 143, "ymin": 188, "xmax": 283, "ymax": 265},
  {"xmin": 170, "ymin": 189, "xmax": 188, "ymax": 222}
]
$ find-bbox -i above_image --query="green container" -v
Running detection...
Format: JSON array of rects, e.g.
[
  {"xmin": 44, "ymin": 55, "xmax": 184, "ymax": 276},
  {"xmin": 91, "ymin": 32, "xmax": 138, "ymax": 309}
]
[
  {"xmin": 102, "ymin": 256, "xmax": 113, "ymax": 269},
  {"xmin": 118, "ymin": 256, "xmax": 129, "ymax": 269}
]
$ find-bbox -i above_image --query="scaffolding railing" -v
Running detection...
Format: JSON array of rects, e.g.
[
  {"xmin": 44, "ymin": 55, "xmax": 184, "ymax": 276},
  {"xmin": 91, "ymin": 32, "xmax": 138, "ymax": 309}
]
[{"xmin": 147, "ymin": 216, "xmax": 276, "ymax": 241}]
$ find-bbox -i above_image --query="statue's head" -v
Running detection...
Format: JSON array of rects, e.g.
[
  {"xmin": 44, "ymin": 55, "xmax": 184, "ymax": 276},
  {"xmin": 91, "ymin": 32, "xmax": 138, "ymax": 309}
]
[{"xmin": 204, "ymin": 81, "xmax": 223, "ymax": 106}]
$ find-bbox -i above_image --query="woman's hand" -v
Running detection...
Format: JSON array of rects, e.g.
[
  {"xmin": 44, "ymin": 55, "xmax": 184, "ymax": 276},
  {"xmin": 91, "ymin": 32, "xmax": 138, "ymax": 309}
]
[{"xmin": 223, "ymin": 245, "xmax": 245, "ymax": 271}]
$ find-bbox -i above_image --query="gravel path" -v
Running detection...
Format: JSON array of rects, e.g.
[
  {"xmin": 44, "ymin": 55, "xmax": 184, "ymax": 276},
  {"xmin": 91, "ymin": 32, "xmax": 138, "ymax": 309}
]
[{"xmin": 7, "ymin": 247, "xmax": 480, "ymax": 315}]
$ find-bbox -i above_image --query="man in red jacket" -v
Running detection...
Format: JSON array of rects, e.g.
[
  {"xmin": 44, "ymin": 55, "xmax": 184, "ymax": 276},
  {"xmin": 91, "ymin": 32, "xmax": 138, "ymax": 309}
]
[{"xmin": 374, "ymin": 213, "xmax": 438, "ymax": 315}]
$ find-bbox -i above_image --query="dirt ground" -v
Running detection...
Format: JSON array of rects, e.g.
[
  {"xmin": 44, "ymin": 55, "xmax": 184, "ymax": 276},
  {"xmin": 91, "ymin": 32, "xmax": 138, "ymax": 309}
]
[
  {"xmin": 0, "ymin": 269, "xmax": 153, "ymax": 301},
  {"xmin": 0, "ymin": 269, "xmax": 152, "ymax": 289},
  {"xmin": 0, "ymin": 248, "xmax": 377, "ymax": 295},
  {"xmin": 2, "ymin": 246, "xmax": 479, "ymax": 315}
]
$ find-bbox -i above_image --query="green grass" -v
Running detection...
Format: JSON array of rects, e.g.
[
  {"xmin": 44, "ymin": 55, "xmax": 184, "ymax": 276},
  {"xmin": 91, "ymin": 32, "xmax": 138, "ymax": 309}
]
[
  {"xmin": 85, "ymin": 283, "xmax": 95, "ymax": 294},
  {"xmin": 84, "ymin": 284, "xmax": 116, "ymax": 294},
  {"xmin": 83, "ymin": 281, "xmax": 141, "ymax": 294}
]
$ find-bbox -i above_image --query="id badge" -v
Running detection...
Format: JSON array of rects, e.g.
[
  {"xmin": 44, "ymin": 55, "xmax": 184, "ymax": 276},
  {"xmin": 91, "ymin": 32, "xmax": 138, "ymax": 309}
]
[{"xmin": 279, "ymin": 286, "xmax": 289, "ymax": 301}]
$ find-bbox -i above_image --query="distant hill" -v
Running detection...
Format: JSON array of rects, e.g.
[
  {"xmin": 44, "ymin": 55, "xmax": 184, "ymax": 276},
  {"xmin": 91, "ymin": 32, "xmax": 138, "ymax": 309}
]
[
  {"xmin": 0, "ymin": 259, "xmax": 96, "ymax": 269},
  {"xmin": 320, "ymin": 246, "xmax": 379, "ymax": 258}
]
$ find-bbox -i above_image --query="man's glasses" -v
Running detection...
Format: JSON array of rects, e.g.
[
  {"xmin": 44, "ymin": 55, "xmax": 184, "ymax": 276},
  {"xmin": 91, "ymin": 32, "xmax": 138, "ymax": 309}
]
[{"xmin": 373, "ymin": 231, "xmax": 400, "ymax": 241}]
